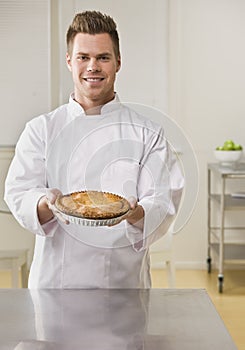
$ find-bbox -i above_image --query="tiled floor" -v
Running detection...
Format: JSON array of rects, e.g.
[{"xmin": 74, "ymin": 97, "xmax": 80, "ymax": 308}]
[{"xmin": 151, "ymin": 268, "xmax": 245, "ymax": 350}]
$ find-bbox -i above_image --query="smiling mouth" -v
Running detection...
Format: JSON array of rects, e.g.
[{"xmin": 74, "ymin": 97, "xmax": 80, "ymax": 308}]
[{"xmin": 84, "ymin": 78, "xmax": 104, "ymax": 82}]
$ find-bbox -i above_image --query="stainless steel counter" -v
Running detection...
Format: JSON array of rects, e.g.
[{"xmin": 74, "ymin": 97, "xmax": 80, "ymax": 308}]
[{"xmin": 0, "ymin": 288, "xmax": 237, "ymax": 350}]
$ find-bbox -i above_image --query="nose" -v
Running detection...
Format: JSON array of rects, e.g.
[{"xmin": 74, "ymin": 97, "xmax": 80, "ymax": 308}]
[{"xmin": 86, "ymin": 59, "xmax": 101, "ymax": 72}]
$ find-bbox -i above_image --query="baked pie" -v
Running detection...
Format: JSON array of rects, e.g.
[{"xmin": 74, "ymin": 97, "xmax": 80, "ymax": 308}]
[{"xmin": 55, "ymin": 191, "xmax": 130, "ymax": 219}]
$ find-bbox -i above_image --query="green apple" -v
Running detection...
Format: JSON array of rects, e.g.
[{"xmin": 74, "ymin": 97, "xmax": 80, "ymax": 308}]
[
  {"xmin": 215, "ymin": 140, "xmax": 243, "ymax": 151},
  {"xmin": 234, "ymin": 144, "xmax": 243, "ymax": 150},
  {"xmin": 223, "ymin": 139, "xmax": 235, "ymax": 150}
]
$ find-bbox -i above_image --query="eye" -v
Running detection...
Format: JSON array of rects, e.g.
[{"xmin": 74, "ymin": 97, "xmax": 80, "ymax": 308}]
[
  {"xmin": 77, "ymin": 55, "xmax": 89, "ymax": 61},
  {"xmin": 99, "ymin": 55, "xmax": 110, "ymax": 61}
]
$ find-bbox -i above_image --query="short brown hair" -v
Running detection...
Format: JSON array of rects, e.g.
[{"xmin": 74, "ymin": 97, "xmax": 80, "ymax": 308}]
[{"xmin": 66, "ymin": 11, "xmax": 120, "ymax": 57}]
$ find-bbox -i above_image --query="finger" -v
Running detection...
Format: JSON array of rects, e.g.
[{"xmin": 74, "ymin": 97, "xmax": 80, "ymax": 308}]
[
  {"xmin": 46, "ymin": 188, "xmax": 62, "ymax": 205},
  {"xmin": 127, "ymin": 196, "xmax": 138, "ymax": 209},
  {"xmin": 47, "ymin": 202, "xmax": 56, "ymax": 212},
  {"xmin": 55, "ymin": 212, "xmax": 70, "ymax": 225},
  {"xmin": 47, "ymin": 202, "xmax": 70, "ymax": 225}
]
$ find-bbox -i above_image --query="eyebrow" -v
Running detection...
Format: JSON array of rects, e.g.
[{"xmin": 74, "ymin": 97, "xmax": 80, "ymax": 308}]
[
  {"xmin": 75, "ymin": 52, "xmax": 113, "ymax": 57},
  {"xmin": 97, "ymin": 52, "xmax": 112, "ymax": 57}
]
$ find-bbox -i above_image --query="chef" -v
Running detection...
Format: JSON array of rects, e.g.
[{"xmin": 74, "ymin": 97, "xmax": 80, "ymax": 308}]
[{"xmin": 4, "ymin": 11, "xmax": 184, "ymax": 288}]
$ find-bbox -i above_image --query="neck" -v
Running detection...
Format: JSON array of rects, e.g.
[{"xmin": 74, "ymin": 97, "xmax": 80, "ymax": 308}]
[
  {"xmin": 85, "ymin": 105, "xmax": 103, "ymax": 115},
  {"xmin": 74, "ymin": 93, "xmax": 116, "ymax": 115}
]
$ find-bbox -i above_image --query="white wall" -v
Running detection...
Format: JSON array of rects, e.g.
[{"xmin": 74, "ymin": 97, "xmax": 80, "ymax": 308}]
[
  {"xmin": 0, "ymin": 0, "xmax": 50, "ymax": 145},
  {"xmin": 169, "ymin": 0, "xmax": 245, "ymax": 268},
  {"xmin": 0, "ymin": 148, "xmax": 34, "ymax": 266},
  {"xmin": 0, "ymin": 0, "xmax": 49, "ymax": 267}
]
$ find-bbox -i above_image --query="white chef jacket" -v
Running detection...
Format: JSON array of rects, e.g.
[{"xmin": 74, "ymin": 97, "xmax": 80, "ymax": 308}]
[{"xmin": 4, "ymin": 94, "xmax": 184, "ymax": 289}]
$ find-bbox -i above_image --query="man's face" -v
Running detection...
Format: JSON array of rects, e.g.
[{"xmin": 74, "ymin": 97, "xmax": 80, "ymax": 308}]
[{"xmin": 66, "ymin": 33, "xmax": 121, "ymax": 110}]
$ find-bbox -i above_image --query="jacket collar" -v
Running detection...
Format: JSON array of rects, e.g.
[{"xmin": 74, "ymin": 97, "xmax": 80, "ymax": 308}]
[{"xmin": 67, "ymin": 93, "xmax": 122, "ymax": 117}]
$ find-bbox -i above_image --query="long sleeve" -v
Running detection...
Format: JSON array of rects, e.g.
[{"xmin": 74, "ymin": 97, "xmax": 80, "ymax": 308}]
[
  {"xmin": 4, "ymin": 119, "xmax": 58, "ymax": 237},
  {"xmin": 126, "ymin": 127, "xmax": 184, "ymax": 251}
]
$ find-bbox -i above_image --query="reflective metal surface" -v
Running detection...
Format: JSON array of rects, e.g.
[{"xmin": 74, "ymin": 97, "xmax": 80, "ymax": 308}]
[{"xmin": 0, "ymin": 289, "xmax": 237, "ymax": 349}]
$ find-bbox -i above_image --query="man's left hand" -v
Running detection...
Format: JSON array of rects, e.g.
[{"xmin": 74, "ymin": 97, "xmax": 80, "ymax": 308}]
[
  {"xmin": 107, "ymin": 196, "xmax": 144, "ymax": 229},
  {"xmin": 125, "ymin": 196, "xmax": 145, "ymax": 230}
]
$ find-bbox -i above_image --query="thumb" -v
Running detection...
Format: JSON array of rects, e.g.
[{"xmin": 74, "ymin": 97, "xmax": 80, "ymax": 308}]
[
  {"xmin": 46, "ymin": 188, "xmax": 63, "ymax": 205},
  {"xmin": 127, "ymin": 196, "xmax": 138, "ymax": 210}
]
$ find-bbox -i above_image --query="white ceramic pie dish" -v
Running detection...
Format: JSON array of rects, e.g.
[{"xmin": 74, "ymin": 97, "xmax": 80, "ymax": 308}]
[{"xmin": 56, "ymin": 209, "xmax": 129, "ymax": 226}]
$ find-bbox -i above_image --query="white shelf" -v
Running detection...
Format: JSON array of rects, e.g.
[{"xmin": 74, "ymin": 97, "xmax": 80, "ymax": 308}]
[
  {"xmin": 210, "ymin": 194, "xmax": 245, "ymax": 210},
  {"xmin": 207, "ymin": 162, "xmax": 245, "ymax": 292}
]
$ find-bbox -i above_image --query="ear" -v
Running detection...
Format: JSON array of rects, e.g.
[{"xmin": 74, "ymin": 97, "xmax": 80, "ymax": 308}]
[
  {"xmin": 116, "ymin": 54, "xmax": 121, "ymax": 73},
  {"xmin": 66, "ymin": 52, "xmax": 72, "ymax": 72}
]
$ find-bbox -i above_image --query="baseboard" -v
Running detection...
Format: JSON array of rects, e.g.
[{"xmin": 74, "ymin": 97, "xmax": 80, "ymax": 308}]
[
  {"xmin": 151, "ymin": 261, "xmax": 207, "ymax": 270},
  {"xmin": 151, "ymin": 261, "xmax": 245, "ymax": 270}
]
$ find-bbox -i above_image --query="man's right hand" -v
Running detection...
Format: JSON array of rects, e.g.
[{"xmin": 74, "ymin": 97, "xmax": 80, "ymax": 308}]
[{"xmin": 37, "ymin": 188, "xmax": 69, "ymax": 225}]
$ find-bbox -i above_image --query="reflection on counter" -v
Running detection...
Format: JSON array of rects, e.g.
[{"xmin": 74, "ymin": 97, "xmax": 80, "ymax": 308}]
[
  {"xmin": 29, "ymin": 289, "xmax": 148, "ymax": 349},
  {"xmin": 0, "ymin": 288, "xmax": 237, "ymax": 350}
]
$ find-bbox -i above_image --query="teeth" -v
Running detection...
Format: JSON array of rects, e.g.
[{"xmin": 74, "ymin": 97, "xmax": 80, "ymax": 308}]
[{"xmin": 86, "ymin": 78, "xmax": 102, "ymax": 82}]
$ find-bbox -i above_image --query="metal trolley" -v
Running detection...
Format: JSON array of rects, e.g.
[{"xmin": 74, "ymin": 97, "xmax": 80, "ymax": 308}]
[{"xmin": 207, "ymin": 163, "xmax": 245, "ymax": 293}]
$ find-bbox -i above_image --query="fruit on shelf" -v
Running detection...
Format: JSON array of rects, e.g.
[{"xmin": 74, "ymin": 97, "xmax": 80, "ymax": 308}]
[{"xmin": 216, "ymin": 139, "xmax": 243, "ymax": 151}]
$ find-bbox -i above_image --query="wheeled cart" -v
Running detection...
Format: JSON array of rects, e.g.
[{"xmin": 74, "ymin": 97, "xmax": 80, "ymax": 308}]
[{"xmin": 207, "ymin": 162, "xmax": 245, "ymax": 293}]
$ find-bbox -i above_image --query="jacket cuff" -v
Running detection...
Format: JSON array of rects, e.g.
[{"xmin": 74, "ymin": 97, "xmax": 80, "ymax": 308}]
[{"xmin": 20, "ymin": 190, "xmax": 58, "ymax": 237}]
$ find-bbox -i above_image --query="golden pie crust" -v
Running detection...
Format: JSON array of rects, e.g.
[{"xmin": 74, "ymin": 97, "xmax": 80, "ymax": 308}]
[{"xmin": 55, "ymin": 191, "xmax": 130, "ymax": 219}]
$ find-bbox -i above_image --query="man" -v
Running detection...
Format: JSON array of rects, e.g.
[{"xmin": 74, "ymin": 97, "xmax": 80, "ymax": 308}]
[{"xmin": 4, "ymin": 11, "xmax": 184, "ymax": 288}]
